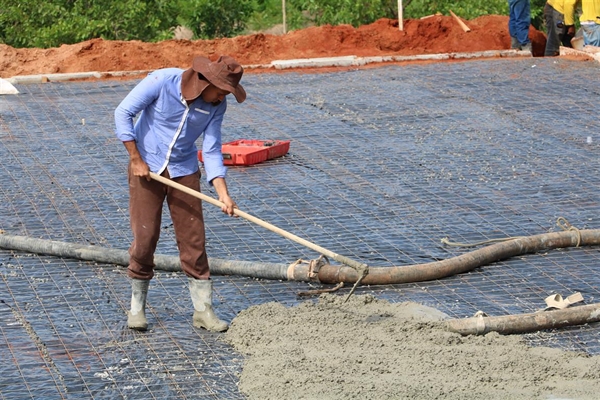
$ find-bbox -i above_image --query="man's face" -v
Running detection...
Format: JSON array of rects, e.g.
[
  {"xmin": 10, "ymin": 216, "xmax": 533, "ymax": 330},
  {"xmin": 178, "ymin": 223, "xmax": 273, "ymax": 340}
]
[{"xmin": 201, "ymin": 84, "xmax": 230, "ymax": 105}]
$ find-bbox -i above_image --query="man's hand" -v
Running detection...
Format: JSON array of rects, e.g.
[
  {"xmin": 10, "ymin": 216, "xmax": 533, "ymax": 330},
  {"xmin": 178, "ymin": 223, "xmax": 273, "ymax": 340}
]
[
  {"xmin": 219, "ymin": 194, "xmax": 237, "ymax": 216},
  {"xmin": 123, "ymin": 140, "xmax": 151, "ymax": 181},
  {"xmin": 212, "ymin": 177, "xmax": 237, "ymax": 216},
  {"xmin": 130, "ymin": 157, "xmax": 151, "ymax": 181}
]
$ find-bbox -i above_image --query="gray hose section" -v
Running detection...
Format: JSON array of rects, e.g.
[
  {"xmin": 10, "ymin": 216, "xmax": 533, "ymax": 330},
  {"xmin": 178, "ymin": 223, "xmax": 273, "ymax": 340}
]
[
  {"xmin": 445, "ymin": 303, "xmax": 600, "ymax": 336},
  {"xmin": 0, "ymin": 234, "xmax": 290, "ymax": 281},
  {"xmin": 4, "ymin": 234, "xmax": 600, "ymax": 336}
]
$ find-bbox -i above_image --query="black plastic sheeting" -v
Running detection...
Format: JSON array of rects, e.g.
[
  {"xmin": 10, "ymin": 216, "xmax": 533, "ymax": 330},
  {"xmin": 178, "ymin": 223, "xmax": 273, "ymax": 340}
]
[{"xmin": 1, "ymin": 57, "xmax": 600, "ymax": 398}]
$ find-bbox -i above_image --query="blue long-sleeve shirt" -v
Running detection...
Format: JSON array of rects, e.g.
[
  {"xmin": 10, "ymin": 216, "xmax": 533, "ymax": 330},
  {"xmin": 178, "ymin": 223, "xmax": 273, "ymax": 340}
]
[{"xmin": 114, "ymin": 68, "xmax": 227, "ymax": 183}]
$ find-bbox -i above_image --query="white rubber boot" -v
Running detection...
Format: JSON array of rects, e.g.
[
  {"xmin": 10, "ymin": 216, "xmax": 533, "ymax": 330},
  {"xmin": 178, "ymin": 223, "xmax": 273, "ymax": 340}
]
[
  {"xmin": 127, "ymin": 279, "xmax": 149, "ymax": 331},
  {"xmin": 189, "ymin": 278, "xmax": 228, "ymax": 332}
]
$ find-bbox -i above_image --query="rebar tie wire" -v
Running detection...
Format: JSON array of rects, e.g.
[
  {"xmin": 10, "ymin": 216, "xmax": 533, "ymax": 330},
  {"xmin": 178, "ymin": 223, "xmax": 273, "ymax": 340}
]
[
  {"xmin": 291, "ymin": 255, "xmax": 368, "ymax": 301},
  {"xmin": 556, "ymin": 217, "xmax": 582, "ymax": 247}
]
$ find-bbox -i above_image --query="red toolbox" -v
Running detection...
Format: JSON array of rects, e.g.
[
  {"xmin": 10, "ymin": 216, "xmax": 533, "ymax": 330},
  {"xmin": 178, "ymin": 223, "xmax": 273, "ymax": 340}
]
[{"xmin": 198, "ymin": 139, "xmax": 291, "ymax": 166}]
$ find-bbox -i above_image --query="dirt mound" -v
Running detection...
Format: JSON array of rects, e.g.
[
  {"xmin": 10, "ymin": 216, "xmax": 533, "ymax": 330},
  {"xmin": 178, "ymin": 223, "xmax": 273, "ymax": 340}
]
[{"xmin": 0, "ymin": 15, "xmax": 547, "ymax": 78}]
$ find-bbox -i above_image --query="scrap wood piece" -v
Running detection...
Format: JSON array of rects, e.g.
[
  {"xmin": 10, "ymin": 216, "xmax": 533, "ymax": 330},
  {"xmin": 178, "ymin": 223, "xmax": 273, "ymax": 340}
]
[
  {"xmin": 421, "ymin": 12, "xmax": 443, "ymax": 20},
  {"xmin": 543, "ymin": 292, "xmax": 584, "ymax": 311},
  {"xmin": 449, "ymin": 10, "xmax": 471, "ymax": 32}
]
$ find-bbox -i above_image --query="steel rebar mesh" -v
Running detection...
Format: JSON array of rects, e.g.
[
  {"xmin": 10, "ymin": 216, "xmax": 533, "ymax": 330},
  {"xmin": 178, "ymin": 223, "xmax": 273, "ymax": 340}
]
[{"xmin": 1, "ymin": 57, "xmax": 600, "ymax": 398}]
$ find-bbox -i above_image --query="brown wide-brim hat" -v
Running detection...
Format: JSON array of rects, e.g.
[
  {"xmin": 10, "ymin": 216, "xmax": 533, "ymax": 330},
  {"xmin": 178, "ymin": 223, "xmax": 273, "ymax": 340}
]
[{"xmin": 181, "ymin": 55, "xmax": 246, "ymax": 103}]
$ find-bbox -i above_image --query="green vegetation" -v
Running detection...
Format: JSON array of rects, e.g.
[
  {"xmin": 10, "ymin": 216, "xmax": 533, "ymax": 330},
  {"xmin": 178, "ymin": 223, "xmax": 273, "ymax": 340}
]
[
  {"xmin": 0, "ymin": 0, "xmax": 179, "ymax": 48},
  {"xmin": 0, "ymin": 0, "xmax": 547, "ymax": 48},
  {"xmin": 248, "ymin": 0, "xmax": 547, "ymax": 32},
  {"xmin": 298, "ymin": 0, "xmax": 398, "ymax": 28},
  {"xmin": 180, "ymin": 0, "xmax": 254, "ymax": 39}
]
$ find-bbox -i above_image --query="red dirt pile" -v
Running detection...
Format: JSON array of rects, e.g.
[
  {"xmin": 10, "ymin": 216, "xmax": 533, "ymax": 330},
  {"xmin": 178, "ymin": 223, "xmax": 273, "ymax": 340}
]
[{"xmin": 0, "ymin": 15, "xmax": 547, "ymax": 78}]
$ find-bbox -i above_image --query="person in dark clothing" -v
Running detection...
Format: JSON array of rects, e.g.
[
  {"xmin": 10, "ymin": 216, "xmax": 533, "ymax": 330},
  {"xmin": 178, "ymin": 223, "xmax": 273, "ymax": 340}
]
[{"xmin": 544, "ymin": 0, "xmax": 578, "ymax": 56}]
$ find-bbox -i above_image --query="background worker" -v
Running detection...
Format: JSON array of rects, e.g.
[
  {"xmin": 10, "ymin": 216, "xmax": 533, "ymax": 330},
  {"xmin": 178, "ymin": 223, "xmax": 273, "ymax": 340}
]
[
  {"xmin": 114, "ymin": 55, "xmax": 246, "ymax": 332},
  {"xmin": 508, "ymin": 0, "xmax": 533, "ymax": 52},
  {"xmin": 580, "ymin": 0, "xmax": 600, "ymax": 46},
  {"xmin": 544, "ymin": 0, "xmax": 578, "ymax": 56}
]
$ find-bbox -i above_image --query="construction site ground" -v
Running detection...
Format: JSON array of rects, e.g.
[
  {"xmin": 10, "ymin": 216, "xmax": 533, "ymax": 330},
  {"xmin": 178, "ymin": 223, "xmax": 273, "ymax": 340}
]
[{"xmin": 1, "ymin": 15, "xmax": 600, "ymax": 400}]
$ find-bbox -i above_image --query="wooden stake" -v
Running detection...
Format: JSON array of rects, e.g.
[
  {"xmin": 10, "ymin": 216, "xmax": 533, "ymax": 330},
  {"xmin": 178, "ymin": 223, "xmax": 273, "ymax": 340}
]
[
  {"xmin": 449, "ymin": 10, "xmax": 471, "ymax": 32},
  {"xmin": 398, "ymin": 0, "xmax": 403, "ymax": 31},
  {"xmin": 282, "ymin": 0, "xmax": 287, "ymax": 34}
]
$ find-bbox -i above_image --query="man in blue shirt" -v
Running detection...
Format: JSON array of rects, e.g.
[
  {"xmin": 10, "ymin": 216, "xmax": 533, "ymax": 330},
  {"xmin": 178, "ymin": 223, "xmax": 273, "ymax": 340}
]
[{"xmin": 114, "ymin": 55, "xmax": 246, "ymax": 332}]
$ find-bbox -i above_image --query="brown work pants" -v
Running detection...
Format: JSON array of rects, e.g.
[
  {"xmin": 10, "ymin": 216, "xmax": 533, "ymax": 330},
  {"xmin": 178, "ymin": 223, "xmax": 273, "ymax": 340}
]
[{"xmin": 127, "ymin": 168, "xmax": 210, "ymax": 280}]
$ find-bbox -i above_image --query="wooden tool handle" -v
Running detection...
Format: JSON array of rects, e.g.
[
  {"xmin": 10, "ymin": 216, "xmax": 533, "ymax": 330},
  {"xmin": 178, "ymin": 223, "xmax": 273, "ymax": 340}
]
[{"xmin": 149, "ymin": 172, "xmax": 367, "ymax": 271}]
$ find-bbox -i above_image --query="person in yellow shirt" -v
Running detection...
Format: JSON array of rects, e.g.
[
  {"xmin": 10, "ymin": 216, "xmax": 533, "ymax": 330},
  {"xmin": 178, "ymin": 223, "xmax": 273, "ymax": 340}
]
[
  {"xmin": 544, "ymin": 0, "xmax": 579, "ymax": 55},
  {"xmin": 580, "ymin": 0, "xmax": 600, "ymax": 46}
]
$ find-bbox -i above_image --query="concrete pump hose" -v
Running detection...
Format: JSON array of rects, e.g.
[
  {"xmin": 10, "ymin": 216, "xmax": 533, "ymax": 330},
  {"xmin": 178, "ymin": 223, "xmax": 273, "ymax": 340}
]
[
  {"xmin": 3, "ymin": 233, "xmax": 600, "ymax": 336},
  {"xmin": 313, "ymin": 229, "xmax": 600, "ymax": 284},
  {"xmin": 0, "ymin": 234, "xmax": 291, "ymax": 281},
  {"xmin": 2, "ymin": 228, "xmax": 600, "ymax": 285},
  {"xmin": 445, "ymin": 303, "xmax": 600, "ymax": 336}
]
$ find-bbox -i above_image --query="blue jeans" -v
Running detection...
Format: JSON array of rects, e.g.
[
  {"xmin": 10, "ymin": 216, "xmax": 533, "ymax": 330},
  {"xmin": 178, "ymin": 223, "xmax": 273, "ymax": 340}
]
[
  {"xmin": 582, "ymin": 23, "xmax": 600, "ymax": 46},
  {"xmin": 508, "ymin": 0, "xmax": 531, "ymax": 45}
]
